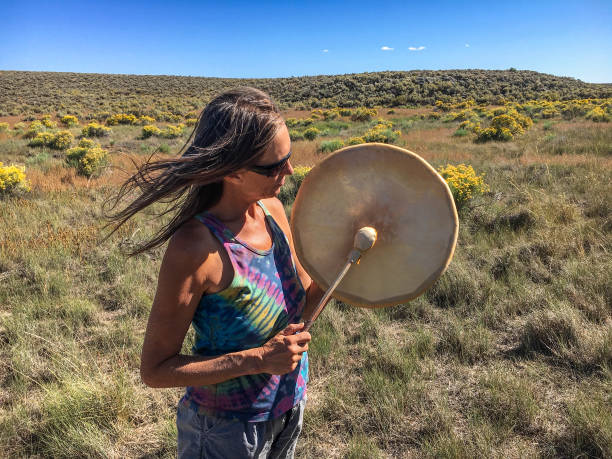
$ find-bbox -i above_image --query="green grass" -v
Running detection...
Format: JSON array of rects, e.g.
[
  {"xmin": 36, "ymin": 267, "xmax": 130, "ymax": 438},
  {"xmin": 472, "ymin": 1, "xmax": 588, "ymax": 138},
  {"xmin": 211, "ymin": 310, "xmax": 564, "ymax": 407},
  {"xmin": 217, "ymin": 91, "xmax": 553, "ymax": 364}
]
[{"xmin": 1, "ymin": 110, "xmax": 611, "ymax": 457}]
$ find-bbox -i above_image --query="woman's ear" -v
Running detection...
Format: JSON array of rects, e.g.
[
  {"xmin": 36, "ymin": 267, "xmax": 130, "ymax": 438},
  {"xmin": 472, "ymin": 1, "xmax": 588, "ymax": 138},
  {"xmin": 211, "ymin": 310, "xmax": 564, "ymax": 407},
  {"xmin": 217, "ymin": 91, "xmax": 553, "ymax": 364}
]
[{"xmin": 223, "ymin": 170, "xmax": 246, "ymax": 185}]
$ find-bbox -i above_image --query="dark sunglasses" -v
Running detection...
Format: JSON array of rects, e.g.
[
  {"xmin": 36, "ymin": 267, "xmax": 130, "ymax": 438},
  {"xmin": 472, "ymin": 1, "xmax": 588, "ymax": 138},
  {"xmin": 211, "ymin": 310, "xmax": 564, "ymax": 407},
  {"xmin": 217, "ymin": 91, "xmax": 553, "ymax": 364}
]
[{"xmin": 249, "ymin": 150, "xmax": 292, "ymax": 177}]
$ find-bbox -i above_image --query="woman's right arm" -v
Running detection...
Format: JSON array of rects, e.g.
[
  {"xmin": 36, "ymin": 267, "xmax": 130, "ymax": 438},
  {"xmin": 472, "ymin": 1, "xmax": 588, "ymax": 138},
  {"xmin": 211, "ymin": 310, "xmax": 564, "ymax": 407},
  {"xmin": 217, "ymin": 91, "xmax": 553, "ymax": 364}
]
[{"xmin": 139, "ymin": 225, "xmax": 310, "ymax": 388}]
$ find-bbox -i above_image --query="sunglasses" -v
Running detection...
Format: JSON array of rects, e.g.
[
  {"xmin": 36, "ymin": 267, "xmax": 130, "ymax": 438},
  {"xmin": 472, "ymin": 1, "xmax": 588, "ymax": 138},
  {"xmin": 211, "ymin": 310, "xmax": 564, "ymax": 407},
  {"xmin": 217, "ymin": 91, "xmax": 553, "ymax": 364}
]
[{"xmin": 249, "ymin": 150, "xmax": 292, "ymax": 177}]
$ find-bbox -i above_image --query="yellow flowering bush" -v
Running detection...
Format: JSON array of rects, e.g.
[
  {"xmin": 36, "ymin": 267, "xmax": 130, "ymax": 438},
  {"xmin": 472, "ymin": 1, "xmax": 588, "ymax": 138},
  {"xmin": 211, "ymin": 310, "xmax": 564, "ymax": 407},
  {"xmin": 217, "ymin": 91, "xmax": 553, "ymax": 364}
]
[
  {"xmin": 28, "ymin": 132, "xmax": 55, "ymax": 147},
  {"xmin": 41, "ymin": 115, "xmax": 57, "ymax": 128},
  {"xmin": 361, "ymin": 120, "xmax": 400, "ymax": 144},
  {"xmin": 51, "ymin": 130, "xmax": 74, "ymax": 150},
  {"xmin": 585, "ymin": 106, "xmax": 610, "ymax": 122},
  {"xmin": 458, "ymin": 120, "xmax": 481, "ymax": 133},
  {"xmin": 285, "ymin": 118, "xmax": 299, "ymax": 128},
  {"xmin": 438, "ymin": 164, "xmax": 489, "ymax": 209},
  {"xmin": 289, "ymin": 130, "xmax": 304, "ymax": 141},
  {"xmin": 28, "ymin": 130, "xmax": 73, "ymax": 149},
  {"xmin": 0, "ymin": 162, "xmax": 30, "ymax": 195},
  {"xmin": 138, "ymin": 116, "xmax": 156, "ymax": 125},
  {"xmin": 322, "ymin": 108, "xmax": 340, "ymax": 120},
  {"xmin": 185, "ymin": 118, "xmax": 198, "ymax": 126},
  {"xmin": 60, "ymin": 115, "xmax": 79, "ymax": 127},
  {"xmin": 82, "ymin": 122, "xmax": 110, "ymax": 137},
  {"xmin": 77, "ymin": 138, "xmax": 95, "ymax": 148},
  {"xmin": 158, "ymin": 111, "xmax": 183, "ymax": 123},
  {"xmin": 23, "ymin": 120, "xmax": 45, "ymax": 139},
  {"xmin": 66, "ymin": 142, "xmax": 109, "ymax": 177},
  {"xmin": 141, "ymin": 125, "xmax": 161, "ymax": 138},
  {"xmin": 476, "ymin": 111, "xmax": 533, "ymax": 142},
  {"xmin": 338, "ymin": 108, "xmax": 352, "ymax": 117},
  {"xmin": 159, "ymin": 124, "xmax": 185, "ymax": 139},
  {"xmin": 303, "ymin": 127, "xmax": 320, "ymax": 141},
  {"xmin": 106, "ymin": 113, "xmax": 138, "ymax": 126},
  {"xmin": 346, "ymin": 136, "xmax": 365, "ymax": 145},
  {"xmin": 0, "ymin": 122, "xmax": 9, "ymax": 133},
  {"xmin": 350, "ymin": 107, "xmax": 377, "ymax": 122}
]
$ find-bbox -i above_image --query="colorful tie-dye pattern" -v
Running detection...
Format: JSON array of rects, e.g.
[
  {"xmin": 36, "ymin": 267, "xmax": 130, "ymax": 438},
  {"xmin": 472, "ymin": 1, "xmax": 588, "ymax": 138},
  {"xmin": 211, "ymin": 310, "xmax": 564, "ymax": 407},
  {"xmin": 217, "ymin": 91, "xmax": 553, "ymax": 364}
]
[{"xmin": 181, "ymin": 201, "xmax": 308, "ymax": 422}]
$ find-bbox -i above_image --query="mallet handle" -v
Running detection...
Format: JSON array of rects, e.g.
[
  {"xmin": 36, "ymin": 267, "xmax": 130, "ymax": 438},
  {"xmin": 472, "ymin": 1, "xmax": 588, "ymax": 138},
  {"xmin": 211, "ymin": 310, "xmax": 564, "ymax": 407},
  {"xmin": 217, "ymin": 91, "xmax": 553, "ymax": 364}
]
[{"xmin": 302, "ymin": 258, "xmax": 354, "ymax": 333}]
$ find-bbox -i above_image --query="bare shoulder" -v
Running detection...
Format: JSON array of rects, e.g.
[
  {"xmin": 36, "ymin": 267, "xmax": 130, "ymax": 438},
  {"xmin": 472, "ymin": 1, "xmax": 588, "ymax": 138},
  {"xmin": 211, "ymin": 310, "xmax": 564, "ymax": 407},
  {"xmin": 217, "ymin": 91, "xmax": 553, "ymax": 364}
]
[
  {"xmin": 261, "ymin": 197, "xmax": 290, "ymax": 230},
  {"xmin": 162, "ymin": 218, "xmax": 219, "ymax": 283}
]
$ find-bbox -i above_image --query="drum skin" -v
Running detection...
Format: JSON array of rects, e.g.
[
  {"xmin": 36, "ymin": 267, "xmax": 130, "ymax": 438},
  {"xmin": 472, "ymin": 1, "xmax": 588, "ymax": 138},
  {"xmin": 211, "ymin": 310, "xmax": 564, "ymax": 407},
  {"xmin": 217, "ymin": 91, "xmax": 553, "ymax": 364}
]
[{"xmin": 290, "ymin": 143, "xmax": 459, "ymax": 307}]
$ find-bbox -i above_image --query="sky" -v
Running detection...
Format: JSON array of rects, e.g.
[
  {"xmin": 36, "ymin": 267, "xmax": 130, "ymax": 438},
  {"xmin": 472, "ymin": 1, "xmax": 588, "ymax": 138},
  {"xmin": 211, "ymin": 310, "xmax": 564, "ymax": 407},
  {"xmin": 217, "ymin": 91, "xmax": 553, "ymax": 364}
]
[{"xmin": 1, "ymin": 0, "xmax": 610, "ymax": 83}]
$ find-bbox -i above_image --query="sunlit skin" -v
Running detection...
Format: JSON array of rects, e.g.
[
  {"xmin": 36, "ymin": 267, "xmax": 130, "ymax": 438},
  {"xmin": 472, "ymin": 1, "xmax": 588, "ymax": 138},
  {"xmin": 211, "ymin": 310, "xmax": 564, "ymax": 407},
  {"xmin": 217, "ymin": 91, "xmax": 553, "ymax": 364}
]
[{"xmin": 139, "ymin": 122, "xmax": 325, "ymax": 389}]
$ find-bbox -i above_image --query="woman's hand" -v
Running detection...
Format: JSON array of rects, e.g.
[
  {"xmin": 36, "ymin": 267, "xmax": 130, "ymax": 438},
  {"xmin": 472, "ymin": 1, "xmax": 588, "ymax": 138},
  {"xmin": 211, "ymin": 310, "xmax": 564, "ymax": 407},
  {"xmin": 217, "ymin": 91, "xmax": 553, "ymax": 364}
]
[{"xmin": 257, "ymin": 323, "xmax": 311, "ymax": 375}]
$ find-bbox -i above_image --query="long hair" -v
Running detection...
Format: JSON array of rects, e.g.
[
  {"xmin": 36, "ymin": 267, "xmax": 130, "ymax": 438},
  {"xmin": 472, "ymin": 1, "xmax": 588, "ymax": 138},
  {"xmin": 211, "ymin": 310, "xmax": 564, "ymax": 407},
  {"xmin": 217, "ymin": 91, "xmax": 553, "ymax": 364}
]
[{"xmin": 104, "ymin": 87, "xmax": 283, "ymax": 256}]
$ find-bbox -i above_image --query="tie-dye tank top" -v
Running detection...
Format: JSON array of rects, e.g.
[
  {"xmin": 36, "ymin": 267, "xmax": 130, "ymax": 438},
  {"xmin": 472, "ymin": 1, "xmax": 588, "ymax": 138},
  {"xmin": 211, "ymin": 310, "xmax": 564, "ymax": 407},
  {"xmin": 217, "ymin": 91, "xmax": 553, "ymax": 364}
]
[{"xmin": 181, "ymin": 201, "xmax": 308, "ymax": 422}]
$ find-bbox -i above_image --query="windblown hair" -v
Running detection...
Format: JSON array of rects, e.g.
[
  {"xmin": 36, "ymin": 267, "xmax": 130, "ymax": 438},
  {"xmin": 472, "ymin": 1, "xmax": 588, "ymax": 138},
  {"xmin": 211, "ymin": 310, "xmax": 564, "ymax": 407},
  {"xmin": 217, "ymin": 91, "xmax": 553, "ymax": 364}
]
[{"xmin": 104, "ymin": 87, "xmax": 283, "ymax": 256}]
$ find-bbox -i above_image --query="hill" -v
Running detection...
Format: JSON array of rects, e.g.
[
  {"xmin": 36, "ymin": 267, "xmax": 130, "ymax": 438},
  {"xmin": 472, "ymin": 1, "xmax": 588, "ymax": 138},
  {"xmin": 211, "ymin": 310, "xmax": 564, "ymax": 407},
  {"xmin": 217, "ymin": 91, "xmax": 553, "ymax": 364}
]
[{"xmin": 1, "ymin": 69, "xmax": 610, "ymax": 117}]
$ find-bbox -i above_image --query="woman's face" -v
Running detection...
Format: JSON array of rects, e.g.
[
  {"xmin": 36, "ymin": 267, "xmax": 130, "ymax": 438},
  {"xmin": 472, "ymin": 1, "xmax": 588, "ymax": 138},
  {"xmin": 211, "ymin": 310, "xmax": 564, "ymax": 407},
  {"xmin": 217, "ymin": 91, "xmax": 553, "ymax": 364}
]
[{"xmin": 240, "ymin": 123, "xmax": 294, "ymax": 199}]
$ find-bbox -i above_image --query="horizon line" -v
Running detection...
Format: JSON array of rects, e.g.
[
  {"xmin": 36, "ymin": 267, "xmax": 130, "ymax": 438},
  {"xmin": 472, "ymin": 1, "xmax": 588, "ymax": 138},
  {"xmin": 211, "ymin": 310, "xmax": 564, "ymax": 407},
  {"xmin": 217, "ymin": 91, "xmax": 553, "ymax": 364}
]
[{"xmin": 1, "ymin": 68, "xmax": 610, "ymax": 85}]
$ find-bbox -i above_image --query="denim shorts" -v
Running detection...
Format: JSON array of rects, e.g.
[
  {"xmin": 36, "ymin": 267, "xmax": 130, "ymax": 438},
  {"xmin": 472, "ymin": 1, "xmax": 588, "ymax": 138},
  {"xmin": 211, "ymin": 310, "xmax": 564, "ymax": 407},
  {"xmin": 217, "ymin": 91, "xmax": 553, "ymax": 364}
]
[{"xmin": 177, "ymin": 398, "xmax": 306, "ymax": 459}]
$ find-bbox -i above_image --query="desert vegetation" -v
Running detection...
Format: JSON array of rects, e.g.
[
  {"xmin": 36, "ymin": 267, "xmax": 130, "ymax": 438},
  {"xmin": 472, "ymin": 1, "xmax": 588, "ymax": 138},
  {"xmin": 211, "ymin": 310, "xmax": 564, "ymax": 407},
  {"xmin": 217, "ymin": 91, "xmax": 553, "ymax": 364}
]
[{"xmin": 0, "ymin": 71, "xmax": 610, "ymax": 457}]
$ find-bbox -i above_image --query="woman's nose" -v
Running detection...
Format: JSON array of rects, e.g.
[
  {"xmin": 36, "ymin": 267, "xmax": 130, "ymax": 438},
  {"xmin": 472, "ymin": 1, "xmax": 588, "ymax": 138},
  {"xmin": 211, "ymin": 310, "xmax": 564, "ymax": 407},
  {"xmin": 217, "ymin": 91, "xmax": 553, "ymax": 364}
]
[{"xmin": 284, "ymin": 159, "xmax": 294, "ymax": 175}]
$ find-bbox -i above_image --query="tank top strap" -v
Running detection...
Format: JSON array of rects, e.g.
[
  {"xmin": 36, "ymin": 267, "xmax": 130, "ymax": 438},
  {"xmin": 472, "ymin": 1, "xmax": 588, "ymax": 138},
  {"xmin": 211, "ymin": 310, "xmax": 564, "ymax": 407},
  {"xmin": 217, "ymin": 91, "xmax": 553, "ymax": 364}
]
[
  {"xmin": 193, "ymin": 212, "xmax": 236, "ymax": 243},
  {"xmin": 256, "ymin": 200, "xmax": 288, "ymax": 244}
]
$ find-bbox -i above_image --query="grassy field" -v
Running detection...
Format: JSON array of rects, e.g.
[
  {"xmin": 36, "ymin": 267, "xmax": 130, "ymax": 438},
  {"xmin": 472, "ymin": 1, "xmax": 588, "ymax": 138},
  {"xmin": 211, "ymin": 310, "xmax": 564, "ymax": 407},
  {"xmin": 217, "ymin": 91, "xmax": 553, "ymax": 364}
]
[{"xmin": 0, "ymin": 105, "xmax": 611, "ymax": 457}]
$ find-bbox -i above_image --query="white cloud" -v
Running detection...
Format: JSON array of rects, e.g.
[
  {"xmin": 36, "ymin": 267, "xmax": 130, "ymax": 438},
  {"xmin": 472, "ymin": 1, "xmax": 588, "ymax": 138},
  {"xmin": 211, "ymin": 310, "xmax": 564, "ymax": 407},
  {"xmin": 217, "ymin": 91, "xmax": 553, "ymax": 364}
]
[
  {"xmin": 322, "ymin": 49, "xmax": 329, "ymax": 53},
  {"xmin": 408, "ymin": 46, "xmax": 426, "ymax": 51},
  {"xmin": 465, "ymin": 43, "xmax": 470, "ymax": 47},
  {"xmin": 381, "ymin": 46, "xmax": 394, "ymax": 51}
]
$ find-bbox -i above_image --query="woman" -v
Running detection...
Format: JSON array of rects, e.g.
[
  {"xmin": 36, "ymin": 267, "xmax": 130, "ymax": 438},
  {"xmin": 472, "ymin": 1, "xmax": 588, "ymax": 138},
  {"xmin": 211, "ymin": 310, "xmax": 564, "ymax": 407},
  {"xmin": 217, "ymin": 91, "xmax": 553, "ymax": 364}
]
[{"xmin": 107, "ymin": 87, "xmax": 323, "ymax": 458}]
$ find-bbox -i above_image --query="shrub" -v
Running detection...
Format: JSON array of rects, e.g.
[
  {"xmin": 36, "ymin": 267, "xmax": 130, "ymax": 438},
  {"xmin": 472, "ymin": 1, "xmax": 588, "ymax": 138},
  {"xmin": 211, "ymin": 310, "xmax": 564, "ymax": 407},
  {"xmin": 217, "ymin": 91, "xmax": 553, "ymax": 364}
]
[
  {"xmin": 0, "ymin": 162, "xmax": 30, "ymax": 194},
  {"xmin": 458, "ymin": 119, "xmax": 481, "ymax": 133},
  {"xmin": 289, "ymin": 130, "xmax": 304, "ymax": 141},
  {"xmin": 322, "ymin": 109, "xmax": 340, "ymax": 120},
  {"xmin": 60, "ymin": 115, "xmax": 79, "ymax": 127},
  {"xmin": 13, "ymin": 122, "xmax": 27, "ymax": 132},
  {"xmin": 0, "ymin": 122, "xmax": 9, "ymax": 132},
  {"xmin": 361, "ymin": 121, "xmax": 401, "ymax": 144},
  {"xmin": 158, "ymin": 111, "xmax": 183, "ymax": 123},
  {"xmin": 141, "ymin": 125, "xmax": 161, "ymax": 139},
  {"xmin": 319, "ymin": 139, "xmax": 344, "ymax": 153},
  {"xmin": 585, "ymin": 106, "xmax": 610, "ymax": 122},
  {"xmin": 159, "ymin": 124, "xmax": 185, "ymax": 139},
  {"xmin": 476, "ymin": 111, "xmax": 532, "ymax": 142},
  {"xmin": 77, "ymin": 138, "xmax": 95, "ymax": 148},
  {"xmin": 29, "ymin": 131, "xmax": 72, "ymax": 149},
  {"xmin": 66, "ymin": 143, "xmax": 109, "ymax": 177},
  {"xmin": 438, "ymin": 164, "xmax": 489, "ymax": 209},
  {"xmin": 28, "ymin": 132, "xmax": 55, "ymax": 148},
  {"xmin": 138, "ymin": 115, "xmax": 156, "ymax": 125},
  {"xmin": 285, "ymin": 118, "xmax": 299, "ymax": 128},
  {"xmin": 185, "ymin": 118, "xmax": 198, "ymax": 126},
  {"xmin": 387, "ymin": 109, "xmax": 396, "ymax": 114},
  {"xmin": 351, "ymin": 107, "xmax": 377, "ymax": 122},
  {"xmin": 106, "ymin": 113, "xmax": 138, "ymax": 126},
  {"xmin": 346, "ymin": 136, "xmax": 365, "ymax": 145},
  {"xmin": 41, "ymin": 115, "xmax": 56, "ymax": 128},
  {"xmin": 23, "ymin": 120, "xmax": 45, "ymax": 139},
  {"xmin": 82, "ymin": 122, "xmax": 110, "ymax": 137},
  {"xmin": 303, "ymin": 127, "xmax": 320, "ymax": 141},
  {"xmin": 49, "ymin": 130, "xmax": 74, "ymax": 150},
  {"xmin": 339, "ymin": 108, "xmax": 352, "ymax": 117}
]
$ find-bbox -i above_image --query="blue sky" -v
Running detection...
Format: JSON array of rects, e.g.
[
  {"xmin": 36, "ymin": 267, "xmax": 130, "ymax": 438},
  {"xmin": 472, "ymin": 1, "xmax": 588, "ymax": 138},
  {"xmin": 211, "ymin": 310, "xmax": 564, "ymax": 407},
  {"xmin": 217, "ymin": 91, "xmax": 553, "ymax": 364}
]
[{"xmin": 1, "ymin": 0, "xmax": 610, "ymax": 83}]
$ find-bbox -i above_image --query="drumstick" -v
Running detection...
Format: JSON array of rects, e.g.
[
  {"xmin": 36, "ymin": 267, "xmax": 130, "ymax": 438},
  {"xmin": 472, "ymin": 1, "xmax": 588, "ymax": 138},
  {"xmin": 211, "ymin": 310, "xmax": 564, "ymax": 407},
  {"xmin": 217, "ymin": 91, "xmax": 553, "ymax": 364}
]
[{"xmin": 303, "ymin": 227, "xmax": 377, "ymax": 332}]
